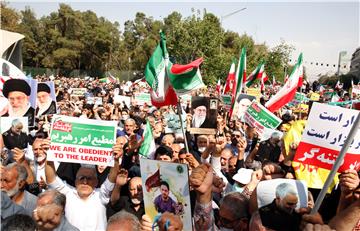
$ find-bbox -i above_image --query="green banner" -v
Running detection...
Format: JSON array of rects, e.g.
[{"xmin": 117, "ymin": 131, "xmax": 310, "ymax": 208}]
[
  {"xmin": 135, "ymin": 93, "xmax": 151, "ymax": 105},
  {"xmin": 246, "ymin": 101, "xmax": 282, "ymax": 128},
  {"xmin": 48, "ymin": 115, "xmax": 117, "ymax": 166}
]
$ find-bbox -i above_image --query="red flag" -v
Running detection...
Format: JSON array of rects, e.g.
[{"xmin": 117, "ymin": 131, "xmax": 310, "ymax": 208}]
[
  {"xmin": 145, "ymin": 168, "xmax": 161, "ymax": 192},
  {"xmin": 223, "ymin": 60, "xmax": 236, "ymax": 94},
  {"xmin": 216, "ymin": 79, "xmax": 221, "ymax": 95},
  {"xmin": 265, "ymin": 53, "xmax": 303, "ymax": 112}
]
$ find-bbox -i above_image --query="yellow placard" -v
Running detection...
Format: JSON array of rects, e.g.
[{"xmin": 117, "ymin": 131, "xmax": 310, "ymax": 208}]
[
  {"xmin": 246, "ymin": 88, "xmax": 261, "ymax": 101},
  {"xmin": 310, "ymin": 93, "xmax": 320, "ymax": 101}
]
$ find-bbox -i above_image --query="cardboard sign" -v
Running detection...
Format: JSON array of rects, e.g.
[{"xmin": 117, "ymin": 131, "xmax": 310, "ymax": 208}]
[
  {"xmin": 244, "ymin": 100, "xmax": 282, "ymax": 138},
  {"xmin": 140, "ymin": 159, "xmax": 192, "ymax": 230},
  {"xmin": 71, "ymin": 88, "xmax": 87, "ymax": 96},
  {"xmin": 190, "ymin": 97, "xmax": 217, "ymax": 134},
  {"xmin": 310, "ymin": 93, "xmax": 320, "ymax": 101},
  {"xmin": 293, "ymin": 103, "xmax": 360, "ymax": 189},
  {"xmin": 86, "ymin": 97, "xmax": 103, "ymax": 106},
  {"xmin": 113, "ymin": 95, "xmax": 131, "ymax": 107},
  {"xmin": 164, "ymin": 113, "xmax": 187, "ymax": 134},
  {"xmin": 134, "ymin": 93, "xmax": 151, "ymax": 105},
  {"xmin": 221, "ymin": 95, "xmax": 232, "ymax": 110},
  {"xmin": 246, "ymin": 88, "xmax": 262, "ymax": 101},
  {"xmin": 48, "ymin": 115, "xmax": 117, "ymax": 166}
]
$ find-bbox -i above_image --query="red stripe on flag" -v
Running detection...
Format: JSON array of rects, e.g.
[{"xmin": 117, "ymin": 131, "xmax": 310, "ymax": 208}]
[{"xmin": 170, "ymin": 58, "xmax": 203, "ymax": 74}]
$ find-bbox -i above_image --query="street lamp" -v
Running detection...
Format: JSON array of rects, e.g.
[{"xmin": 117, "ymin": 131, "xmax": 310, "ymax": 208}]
[{"xmin": 220, "ymin": 7, "xmax": 247, "ymax": 54}]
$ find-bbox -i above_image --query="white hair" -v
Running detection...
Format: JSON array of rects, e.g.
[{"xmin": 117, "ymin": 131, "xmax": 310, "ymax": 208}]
[
  {"xmin": 11, "ymin": 119, "xmax": 22, "ymax": 127},
  {"xmin": 275, "ymin": 183, "xmax": 298, "ymax": 200}
]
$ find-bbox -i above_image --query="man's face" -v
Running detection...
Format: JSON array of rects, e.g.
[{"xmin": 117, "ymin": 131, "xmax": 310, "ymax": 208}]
[
  {"xmin": 8, "ymin": 91, "xmax": 29, "ymax": 109},
  {"xmin": 36, "ymin": 194, "xmax": 63, "ymax": 230},
  {"xmin": 228, "ymin": 157, "xmax": 237, "ymax": 175},
  {"xmin": 75, "ymin": 168, "xmax": 98, "ymax": 198},
  {"xmin": 220, "ymin": 150, "xmax": 233, "ymax": 171},
  {"xmin": 160, "ymin": 184, "xmax": 169, "ymax": 200},
  {"xmin": 194, "ymin": 106, "xmax": 207, "ymax": 117},
  {"xmin": 171, "ymin": 144, "xmax": 181, "ymax": 160},
  {"xmin": 37, "ymin": 92, "xmax": 51, "ymax": 105},
  {"xmin": 197, "ymin": 137, "xmax": 208, "ymax": 149},
  {"xmin": 162, "ymin": 137, "xmax": 173, "ymax": 147},
  {"xmin": 0, "ymin": 168, "xmax": 20, "ymax": 197},
  {"xmin": 32, "ymin": 140, "xmax": 46, "ymax": 163},
  {"xmin": 237, "ymin": 98, "xmax": 252, "ymax": 117},
  {"xmin": 116, "ymin": 137, "xmax": 127, "ymax": 149},
  {"xmin": 156, "ymin": 154, "xmax": 172, "ymax": 162},
  {"xmin": 231, "ymin": 131, "xmax": 242, "ymax": 145},
  {"xmin": 11, "ymin": 123, "xmax": 23, "ymax": 135},
  {"xmin": 129, "ymin": 177, "xmax": 143, "ymax": 205},
  {"xmin": 277, "ymin": 194, "xmax": 298, "ymax": 214},
  {"xmin": 124, "ymin": 120, "xmax": 135, "ymax": 134},
  {"xmin": 219, "ymin": 204, "xmax": 247, "ymax": 230}
]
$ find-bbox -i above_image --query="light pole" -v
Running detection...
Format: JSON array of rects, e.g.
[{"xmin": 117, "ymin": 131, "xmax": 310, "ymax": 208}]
[{"xmin": 220, "ymin": 7, "xmax": 247, "ymax": 54}]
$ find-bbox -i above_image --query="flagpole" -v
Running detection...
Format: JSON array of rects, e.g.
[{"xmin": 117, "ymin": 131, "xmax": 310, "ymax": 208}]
[
  {"xmin": 311, "ymin": 112, "xmax": 360, "ymax": 214},
  {"xmin": 177, "ymin": 100, "xmax": 190, "ymax": 153}
]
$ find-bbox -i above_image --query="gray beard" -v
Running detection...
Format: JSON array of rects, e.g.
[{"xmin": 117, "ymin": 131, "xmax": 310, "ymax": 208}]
[
  {"xmin": 192, "ymin": 115, "xmax": 206, "ymax": 128},
  {"xmin": 5, "ymin": 184, "xmax": 19, "ymax": 198}
]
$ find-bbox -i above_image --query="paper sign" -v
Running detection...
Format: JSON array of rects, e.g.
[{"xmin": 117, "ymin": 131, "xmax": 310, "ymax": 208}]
[
  {"xmin": 293, "ymin": 103, "xmax": 360, "ymax": 189},
  {"xmin": 140, "ymin": 159, "xmax": 192, "ymax": 231},
  {"xmin": 48, "ymin": 115, "xmax": 117, "ymax": 166},
  {"xmin": 244, "ymin": 100, "xmax": 282, "ymax": 138},
  {"xmin": 310, "ymin": 93, "xmax": 320, "ymax": 101},
  {"xmin": 246, "ymin": 88, "xmax": 262, "ymax": 101},
  {"xmin": 113, "ymin": 95, "xmax": 131, "ymax": 107},
  {"xmin": 164, "ymin": 113, "xmax": 187, "ymax": 134},
  {"xmin": 221, "ymin": 95, "xmax": 232, "ymax": 110},
  {"xmin": 71, "ymin": 88, "xmax": 87, "ymax": 96},
  {"xmin": 134, "ymin": 93, "xmax": 151, "ymax": 105}
]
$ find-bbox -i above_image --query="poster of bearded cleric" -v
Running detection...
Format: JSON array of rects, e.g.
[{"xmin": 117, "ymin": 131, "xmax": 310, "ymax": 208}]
[
  {"xmin": 140, "ymin": 159, "xmax": 192, "ymax": 230},
  {"xmin": 1, "ymin": 78, "xmax": 37, "ymax": 127},
  {"xmin": 36, "ymin": 81, "xmax": 57, "ymax": 117},
  {"xmin": 189, "ymin": 96, "xmax": 217, "ymax": 134}
]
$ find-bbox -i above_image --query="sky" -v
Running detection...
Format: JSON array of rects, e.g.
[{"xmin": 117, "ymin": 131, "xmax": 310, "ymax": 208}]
[{"xmin": 8, "ymin": 0, "xmax": 360, "ymax": 81}]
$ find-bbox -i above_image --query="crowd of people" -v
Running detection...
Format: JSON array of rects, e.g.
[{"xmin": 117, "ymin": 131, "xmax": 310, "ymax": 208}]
[{"xmin": 0, "ymin": 74, "xmax": 359, "ymax": 231}]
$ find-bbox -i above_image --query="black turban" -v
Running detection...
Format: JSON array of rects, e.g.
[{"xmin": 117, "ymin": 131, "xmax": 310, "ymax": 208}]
[{"xmin": 3, "ymin": 79, "xmax": 31, "ymax": 98}]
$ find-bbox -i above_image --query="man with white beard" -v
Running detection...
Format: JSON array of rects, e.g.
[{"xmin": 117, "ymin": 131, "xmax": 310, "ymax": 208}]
[
  {"xmin": 2, "ymin": 79, "xmax": 35, "ymax": 126},
  {"xmin": 0, "ymin": 163, "xmax": 38, "ymax": 215},
  {"xmin": 36, "ymin": 83, "xmax": 57, "ymax": 117},
  {"xmin": 191, "ymin": 98, "xmax": 215, "ymax": 129}
]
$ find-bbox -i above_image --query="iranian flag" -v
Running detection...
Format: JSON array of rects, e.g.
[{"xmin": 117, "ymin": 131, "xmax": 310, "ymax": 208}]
[
  {"xmin": 230, "ymin": 47, "xmax": 247, "ymax": 118},
  {"xmin": 260, "ymin": 71, "xmax": 268, "ymax": 91},
  {"xmin": 139, "ymin": 120, "xmax": 156, "ymax": 159},
  {"xmin": 216, "ymin": 79, "xmax": 221, "ymax": 95},
  {"xmin": 168, "ymin": 57, "xmax": 205, "ymax": 95},
  {"xmin": 223, "ymin": 59, "xmax": 236, "ymax": 94},
  {"xmin": 265, "ymin": 53, "xmax": 303, "ymax": 112},
  {"xmin": 245, "ymin": 62, "xmax": 264, "ymax": 88},
  {"xmin": 145, "ymin": 32, "xmax": 178, "ymax": 107}
]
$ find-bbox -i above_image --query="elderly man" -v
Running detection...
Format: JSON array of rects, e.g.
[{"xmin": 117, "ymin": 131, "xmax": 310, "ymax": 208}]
[
  {"xmin": 36, "ymin": 82, "xmax": 57, "ymax": 117},
  {"xmin": 2, "ymin": 79, "xmax": 35, "ymax": 126},
  {"xmin": 106, "ymin": 211, "xmax": 140, "ymax": 231},
  {"xmin": 44, "ymin": 139, "xmax": 121, "ymax": 230},
  {"xmin": 191, "ymin": 98, "xmax": 216, "ymax": 129},
  {"xmin": 190, "ymin": 163, "xmax": 262, "ymax": 230},
  {"xmin": 107, "ymin": 169, "xmax": 144, "ymax": 220},
  {"xmin": 2, "ymin": 119, "xmax": 31, "ymax": 150},
  {"xmin": 117, "ymin": 118, "xmax": 141, "ymax": 140},
  {"xmin": 0, "ymin": 163, "xmax": 37, "ymax": 215},
  {"xmin": 33, "ymin": 189, "xmax": 79, "ymax": 231},
  {"xmin": 250, "ymin": 182, "xmax": 301, "ymax": 231}
]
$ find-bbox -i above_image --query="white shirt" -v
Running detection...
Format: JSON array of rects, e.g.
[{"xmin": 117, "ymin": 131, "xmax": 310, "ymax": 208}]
[{"xmin": 49, "ymin": 176, "xmax": 114, "ymax": 231}]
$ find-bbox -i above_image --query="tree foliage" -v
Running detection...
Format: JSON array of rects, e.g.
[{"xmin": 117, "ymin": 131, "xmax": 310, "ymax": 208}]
[{"xmin": 1, "ymin": 3, "xmax": 295, "ymax": 82}]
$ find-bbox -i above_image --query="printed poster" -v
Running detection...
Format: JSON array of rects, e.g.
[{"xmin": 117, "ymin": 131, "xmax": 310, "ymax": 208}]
[
  {"xmin": 164, "ymin": 113, "xmax": 187, "ymax": 135},
  {"xmin": 48, "ymin": 115, "xmax": 117, "ymax": 166},
  {"xmin": 134, "ymin": 93, "xmax": 151, "ymax": 105},
  {"xmin": 293, "ymin": 102, "xmax": 360, "ymax": 189},
  {"xmin": 244, "ymin": 100, "xmax": 282, "ymax": 139},
  {"xmin": 140, "ymin": 159, "xmax": 192, "ymax": 230}
]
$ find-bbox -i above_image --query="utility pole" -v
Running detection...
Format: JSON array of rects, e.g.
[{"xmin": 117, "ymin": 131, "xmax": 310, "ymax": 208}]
[{"xmin": 220, "ymin": 7, "xmax": 247, "ymax": 54}]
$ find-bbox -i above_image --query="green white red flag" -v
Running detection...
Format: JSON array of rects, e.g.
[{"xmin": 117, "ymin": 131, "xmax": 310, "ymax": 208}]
[
  {"xmin": 144, "ymin": 32, "xmax": 178, "ymax": 107},
  {"xmin": 168, "ymin": 57, "xmax": 205, "ymax": 95},
  {"xmin": 260, "ymin": 70, "xmax": 268, "ymax": 91},
  {"xmin": 245, "ymin": 62, "xmax": 264, "ymax": 88},
  {"xmin": 265, "ymin": 53, "xmax": 304, "ymax": 112},
  {"xmin": 223, "ymin": 59, "xmax": 236, "ymax": 94},
  {"xmin": 139, "ymin": 120, "xmax": 156, "ymax": 159},
  {"xmin": 230, "ymin": 47, "xmax": 247, "ymax": 118}
]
